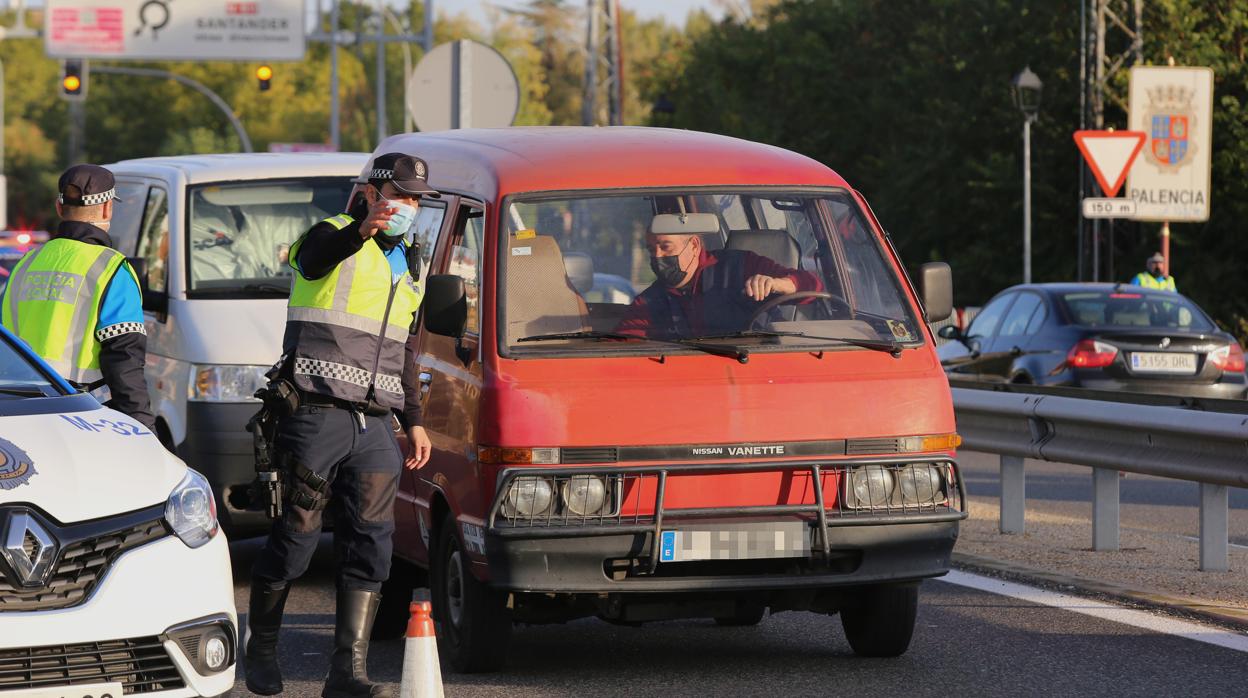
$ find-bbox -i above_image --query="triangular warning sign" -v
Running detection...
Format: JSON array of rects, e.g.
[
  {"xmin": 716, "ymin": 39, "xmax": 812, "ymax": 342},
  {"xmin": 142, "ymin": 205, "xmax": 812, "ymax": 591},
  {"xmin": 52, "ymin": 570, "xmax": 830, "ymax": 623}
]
[{"xmin": 1073, "ymin": 130, "xmax": 1146, "ymax": 198}]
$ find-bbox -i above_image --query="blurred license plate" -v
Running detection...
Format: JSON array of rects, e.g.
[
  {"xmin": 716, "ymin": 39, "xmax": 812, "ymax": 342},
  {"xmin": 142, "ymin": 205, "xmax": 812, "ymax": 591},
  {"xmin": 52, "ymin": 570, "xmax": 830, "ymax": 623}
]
[
  {"xmin": 659, "ymin": 523, "xmax": 810, "ymax": 563},
  {"xmin": 1130, "ymin": 351, "xmax": 1196, "ymax": 374},
  {"xmin": 2, "ymin": 683, "xmax": 124, "ymax": 698}
]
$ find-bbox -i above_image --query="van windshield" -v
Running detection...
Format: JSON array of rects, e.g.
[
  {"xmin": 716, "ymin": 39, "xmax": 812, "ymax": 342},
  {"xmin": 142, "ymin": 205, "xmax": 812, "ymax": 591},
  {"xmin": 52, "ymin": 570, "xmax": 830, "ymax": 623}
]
[
  {"xmin": 502, "ymin": 190, "xmax": 922, "ymax": 355},
  {"xmin": 187, "ymin": 178, "xmax": 354, "ymax": 296}
]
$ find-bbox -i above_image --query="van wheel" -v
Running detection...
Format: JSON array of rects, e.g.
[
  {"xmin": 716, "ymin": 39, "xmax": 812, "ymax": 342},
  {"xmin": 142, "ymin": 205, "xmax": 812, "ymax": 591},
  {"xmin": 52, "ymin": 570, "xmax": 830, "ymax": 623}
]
[
  {"xmin": 840, "ymin": 583, "xmax": 919, "ymax": 657},
  {"xmin": 430, "ymin": 513, "xmax": 512, "ymax": 672},
  {"xmin": 714, "ymin": 600, "xmax": 766, "ymax": 626},
  {"xmin": 371, "ymin": 558, "xmax": 426, "ymax": 640}
]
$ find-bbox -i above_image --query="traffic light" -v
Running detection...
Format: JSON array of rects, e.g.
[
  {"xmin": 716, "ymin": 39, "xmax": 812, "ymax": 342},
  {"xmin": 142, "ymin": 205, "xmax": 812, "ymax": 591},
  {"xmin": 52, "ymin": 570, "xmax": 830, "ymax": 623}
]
[
  {"xmin": 256, "ymin": 65, "xmax": 272, "ymax": 92},
  {"xmin": 60, "ymin": 59, "xmax": 87, "ymax": 101}
]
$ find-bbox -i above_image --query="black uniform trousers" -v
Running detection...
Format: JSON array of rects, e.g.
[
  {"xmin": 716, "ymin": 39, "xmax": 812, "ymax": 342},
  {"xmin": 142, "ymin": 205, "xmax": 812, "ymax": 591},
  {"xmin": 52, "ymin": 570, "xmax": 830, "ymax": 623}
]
[{"xmin": 252, "ymin": 404, "xmax": 402, "ymax": 592}]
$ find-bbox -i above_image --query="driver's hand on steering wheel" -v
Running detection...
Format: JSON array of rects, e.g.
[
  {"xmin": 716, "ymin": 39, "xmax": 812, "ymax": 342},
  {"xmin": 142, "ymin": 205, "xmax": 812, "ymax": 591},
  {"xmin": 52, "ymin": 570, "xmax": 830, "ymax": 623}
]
[{"xmin": 743, "ymin": 274, "xmax": 798, "ymax": 302}]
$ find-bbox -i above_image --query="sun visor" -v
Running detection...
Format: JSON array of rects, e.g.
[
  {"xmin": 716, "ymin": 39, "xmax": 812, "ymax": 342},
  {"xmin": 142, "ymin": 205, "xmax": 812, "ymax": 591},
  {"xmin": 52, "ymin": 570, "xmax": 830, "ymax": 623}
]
[
  {"xmin": 649, "ymin": 213, "xmax": 720, "ymax": 235},
  {"xmin": 198, "ymin": 184, "xmax": 314, "ymax": 206}
]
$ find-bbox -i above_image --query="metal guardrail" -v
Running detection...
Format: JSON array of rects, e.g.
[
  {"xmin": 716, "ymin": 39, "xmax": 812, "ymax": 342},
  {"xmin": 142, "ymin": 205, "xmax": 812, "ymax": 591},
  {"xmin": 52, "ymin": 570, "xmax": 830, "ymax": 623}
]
[{"xmin": 952, "ymin": 382, "xmax": 1247, "ymax": 572}]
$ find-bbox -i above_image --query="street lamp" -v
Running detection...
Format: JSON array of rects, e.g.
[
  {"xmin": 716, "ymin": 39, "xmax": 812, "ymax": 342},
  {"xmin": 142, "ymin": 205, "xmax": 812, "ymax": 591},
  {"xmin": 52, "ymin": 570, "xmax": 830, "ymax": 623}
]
[{"xmin": 1011, "ymin": 66, "xmax": 1042, "ymax": 284}]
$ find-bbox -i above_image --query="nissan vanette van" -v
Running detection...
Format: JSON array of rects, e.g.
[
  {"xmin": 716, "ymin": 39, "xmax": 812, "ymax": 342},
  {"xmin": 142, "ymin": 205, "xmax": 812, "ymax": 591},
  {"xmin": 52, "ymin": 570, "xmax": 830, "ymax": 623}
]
[
  {"xmin": 105, "ymin": 153, "xmax": 368, "ymax": 534},
  {"xmin": 364, "ymin": 127, "xmax": 963, "ymax": 671}
]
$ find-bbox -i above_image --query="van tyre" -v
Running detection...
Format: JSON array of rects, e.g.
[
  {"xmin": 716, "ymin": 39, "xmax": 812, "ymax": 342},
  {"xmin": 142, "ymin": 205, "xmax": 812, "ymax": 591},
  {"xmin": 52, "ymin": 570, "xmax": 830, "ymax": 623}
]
[
  {"xmin": 714, "ymin": 600, "xmax": 766, "ymax": 627},
  {"xmin": 840, "ymin": 583, "xmax": 919, "ymax": 657},
  {"xmin": 430, "ymin": 513, "xmax": 512, "ymax": 672},
  {"xmin": 371, "ymin": 558, "xmax": 426, "ymax": 641}
]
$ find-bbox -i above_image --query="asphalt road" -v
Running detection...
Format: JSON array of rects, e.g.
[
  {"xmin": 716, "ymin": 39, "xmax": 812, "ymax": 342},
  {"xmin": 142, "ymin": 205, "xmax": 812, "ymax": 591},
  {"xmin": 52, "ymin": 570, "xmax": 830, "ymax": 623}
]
[
  {"xmin": 958, "ymin": 453, "xmax": 1248, "ymax": 546},
  {"xmin": 226, "ymin": 535, "xmax": 1248, "ymax": 697}
]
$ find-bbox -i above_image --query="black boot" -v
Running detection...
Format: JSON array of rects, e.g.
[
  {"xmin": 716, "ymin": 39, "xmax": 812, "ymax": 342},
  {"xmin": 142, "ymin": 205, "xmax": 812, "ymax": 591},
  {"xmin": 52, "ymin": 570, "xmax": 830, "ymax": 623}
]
[
  {"xmin": 322, "ymin": 589, "xmax": 394, "ymax": 698},
  {"xmin": 244, "ymin": 577, "xmax": 291, "ymax": 696}
]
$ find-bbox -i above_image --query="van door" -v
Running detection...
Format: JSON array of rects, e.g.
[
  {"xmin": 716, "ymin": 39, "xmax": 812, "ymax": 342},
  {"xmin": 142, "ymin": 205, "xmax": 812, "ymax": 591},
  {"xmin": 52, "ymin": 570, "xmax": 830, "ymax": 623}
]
[
  {"xmin": 391, "ymin": 197, "xmax": 451, "ymax": 561},
  {"xmin": 411, "ymin": 200, "xmax": 486, "ymax": 565},
  {"xmin": 132, "ymin": 184, "xmax": 175, "ymax": 445}
]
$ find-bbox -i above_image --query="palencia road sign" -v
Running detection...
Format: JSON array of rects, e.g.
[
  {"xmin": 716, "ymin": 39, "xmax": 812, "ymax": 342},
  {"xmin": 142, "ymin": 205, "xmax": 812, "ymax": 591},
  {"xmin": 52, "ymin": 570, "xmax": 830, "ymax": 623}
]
[
  {"xmin": 1073, "ymin": 130, "xmax": 1146, "ymax": 198},
  {"xmin": 1082, "ymin": 197, "xmax": 1138, "ymax": 219},
  {"xmin": 1126, "ymin": 66, "xmax": 1214, "ymax": 222},
  {"xmin": 44, "ymin": 0, "xmax": 305, "ymax": 62}
]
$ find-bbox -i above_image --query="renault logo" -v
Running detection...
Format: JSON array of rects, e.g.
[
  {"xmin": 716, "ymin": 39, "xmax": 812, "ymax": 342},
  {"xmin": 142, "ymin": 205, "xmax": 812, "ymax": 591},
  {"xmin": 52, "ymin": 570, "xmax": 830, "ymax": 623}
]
[{"xmin": 1, "ymin": 511, "xmax": 58, "ymax": 588}]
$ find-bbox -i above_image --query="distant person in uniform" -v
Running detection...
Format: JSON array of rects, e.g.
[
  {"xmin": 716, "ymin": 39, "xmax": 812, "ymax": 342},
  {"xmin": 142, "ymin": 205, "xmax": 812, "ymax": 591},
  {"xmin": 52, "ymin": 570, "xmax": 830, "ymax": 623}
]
[
  {"xmin": 615, "ymin": 229, "xmax": 822, "ymax": 339},
  {"xmin": 1130, "ymin": 252, "xmax": 1177, "ymax": 292},
  {"xmin": 1, "ymin": 164, "xmax": 154, "ymax": 429}
]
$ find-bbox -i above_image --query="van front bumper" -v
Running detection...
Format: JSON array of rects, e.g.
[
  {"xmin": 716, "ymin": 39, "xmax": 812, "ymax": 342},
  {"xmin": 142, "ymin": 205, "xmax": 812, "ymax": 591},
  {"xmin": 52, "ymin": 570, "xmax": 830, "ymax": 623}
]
[{"xmin": 177, "ymin": 402, "xmax": 270, "ymax": 536}]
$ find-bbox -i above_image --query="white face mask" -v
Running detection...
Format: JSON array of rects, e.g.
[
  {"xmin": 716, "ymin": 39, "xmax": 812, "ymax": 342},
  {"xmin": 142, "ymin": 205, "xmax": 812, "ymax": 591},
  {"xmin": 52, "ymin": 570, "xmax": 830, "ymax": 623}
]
[{"xmin": 382, "ymin": 199, "xmax": 417, "ymax": 237}]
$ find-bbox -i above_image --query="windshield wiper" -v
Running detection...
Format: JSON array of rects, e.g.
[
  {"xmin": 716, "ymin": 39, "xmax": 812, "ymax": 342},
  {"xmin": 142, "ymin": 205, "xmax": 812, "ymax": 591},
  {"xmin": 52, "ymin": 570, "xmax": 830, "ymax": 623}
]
[
  {"xmin": 518, "ymin": 330, "xmax": 749, "ymax": 362},
  {"xmin": 686, "ymin": 329, "xmax": 906, "ymax": 357},
  {"xmin": 0, "ymin": 384, "xmax": 52, "ymax": 397}
]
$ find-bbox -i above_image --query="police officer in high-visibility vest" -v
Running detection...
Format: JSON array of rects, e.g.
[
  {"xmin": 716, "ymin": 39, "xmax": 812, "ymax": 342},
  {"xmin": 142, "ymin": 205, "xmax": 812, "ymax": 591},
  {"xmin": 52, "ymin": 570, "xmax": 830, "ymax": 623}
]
[
  {"xmin": 1, "ymin": 164, "xmax": 154, "ymax": 429},
  {"xmin": 245, "ymin": 153, "xmax": 435, "ymax": 698},
  {"xmin": 1130, "ymin": 252, "xmax": 1177, "ymax": 292}
]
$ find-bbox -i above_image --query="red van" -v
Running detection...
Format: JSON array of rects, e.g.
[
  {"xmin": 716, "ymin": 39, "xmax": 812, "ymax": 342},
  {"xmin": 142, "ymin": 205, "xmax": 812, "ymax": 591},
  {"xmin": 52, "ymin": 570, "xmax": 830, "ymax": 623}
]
[{"xmin": 367, "ymin": 128, "xmax": 964, "ymax": 671}]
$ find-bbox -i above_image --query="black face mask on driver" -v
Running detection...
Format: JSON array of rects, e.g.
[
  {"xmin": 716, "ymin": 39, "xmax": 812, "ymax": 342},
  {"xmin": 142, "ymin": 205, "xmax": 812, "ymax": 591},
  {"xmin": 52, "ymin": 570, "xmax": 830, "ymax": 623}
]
[{"xmin": 650, "ymin": 240, "xmax": 693, "ymax": 287}]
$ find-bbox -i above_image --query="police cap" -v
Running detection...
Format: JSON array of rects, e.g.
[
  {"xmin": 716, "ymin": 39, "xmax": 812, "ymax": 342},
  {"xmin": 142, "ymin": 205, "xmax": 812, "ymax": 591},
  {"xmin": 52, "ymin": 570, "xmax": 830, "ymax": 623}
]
[
  {"xmin": 354, "ymin": 152, "xmax": 440, "ymax": 197},
  {"xmin": 58, "ymin": 164, "xmax": 122, "ymax": 206}
]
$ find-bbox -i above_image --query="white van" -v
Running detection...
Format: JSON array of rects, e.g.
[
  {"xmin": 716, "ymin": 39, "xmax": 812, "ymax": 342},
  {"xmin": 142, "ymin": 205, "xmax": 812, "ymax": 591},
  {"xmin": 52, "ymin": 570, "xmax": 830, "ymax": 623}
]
[{"xmin": 105, "ymin": 153, "xmax": 368, "ymax": 535}]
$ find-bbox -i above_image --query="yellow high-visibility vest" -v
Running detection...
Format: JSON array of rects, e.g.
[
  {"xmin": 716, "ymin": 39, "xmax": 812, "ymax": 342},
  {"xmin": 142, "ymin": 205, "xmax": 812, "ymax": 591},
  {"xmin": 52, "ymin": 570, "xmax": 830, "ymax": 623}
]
[{"xmin": 1131, "ymin": 272, "xmax": 1177, "ymax": 292}]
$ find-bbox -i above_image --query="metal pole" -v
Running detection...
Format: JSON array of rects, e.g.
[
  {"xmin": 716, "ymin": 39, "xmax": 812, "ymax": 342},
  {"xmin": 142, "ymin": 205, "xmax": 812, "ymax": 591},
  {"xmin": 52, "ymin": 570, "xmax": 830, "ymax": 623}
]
[
  {"xmin": 582, "ymin": 0, "xmax": 599, "ymax": 126},
  {"xmin": 450, "ymin": 40, "xmax": 461, "ymax": 129},
  {"xmin": 1077, "ymin": 0, "xmax": 1087, "ymax": 281},
  {"xmin": 0, "ymin": 58, "xmax": 6, "ymax": 230},
  {"xmin": 999, "ymin": 455, "xmax": 1025, "ymax": 535},
  {"xmin": 68, "ymin": 101, "xmax": 85, "ymax": 164},
  {"xmin": 423, "ymin": 0, "xmax": 434, "ymax": 54},
  {"xmin": 606, "ymin": 0, "xmax": 622, "ymax": 126},
  {"xmin": 331, "ymin": 0, "xmax": 341, "ymax": 150},
  {"xmin": 90, "ymin": 65, "xmax": 253, "ymax": 152},
  {"xmin": 1023, "ymin": 118, "xmax": 1032, "ymax": 284},
  {"xmin": 376, "ymin": 0, "xmax": 387, "ymax": 142},
  {"xmin": 1199, "ymin": 483, "xmax": 1228, "ymax": 572},
  {"xmin": 1092, "ymin": 467, "xmax": 1119, "ymax": 551}
]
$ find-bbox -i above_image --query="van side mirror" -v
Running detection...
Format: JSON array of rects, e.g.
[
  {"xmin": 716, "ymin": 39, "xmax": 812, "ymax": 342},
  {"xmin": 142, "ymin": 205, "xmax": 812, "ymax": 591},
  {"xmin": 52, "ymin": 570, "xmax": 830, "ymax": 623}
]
[
  {"xmin": 127, "ymin": 256, "xmax": 168, "ymax": 315},
  {"xmin": 919, "ymin": 262, "xmax": 953, "ymax": 322},
  {"xmin": 422, "ymin": 274, "xmax": 467, "ymax": 338}
]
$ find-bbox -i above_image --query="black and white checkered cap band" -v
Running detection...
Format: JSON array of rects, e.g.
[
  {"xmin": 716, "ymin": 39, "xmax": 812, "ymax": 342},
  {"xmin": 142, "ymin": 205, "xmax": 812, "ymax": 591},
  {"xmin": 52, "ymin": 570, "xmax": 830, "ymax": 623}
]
[
  {"xmin": 59, "ymin": 188, "xmax": 116, "ymax": 206},
  {"xmin": 369, "ymin": 169, "xmax": 394, "ymax": 180}
]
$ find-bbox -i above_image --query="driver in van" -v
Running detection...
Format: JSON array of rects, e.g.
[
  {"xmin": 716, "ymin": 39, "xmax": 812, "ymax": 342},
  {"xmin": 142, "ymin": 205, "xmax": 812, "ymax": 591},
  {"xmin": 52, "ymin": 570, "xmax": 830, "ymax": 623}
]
[{"xmin": 615, "ymin": 229, "xmax": 822, "ymax": 339}]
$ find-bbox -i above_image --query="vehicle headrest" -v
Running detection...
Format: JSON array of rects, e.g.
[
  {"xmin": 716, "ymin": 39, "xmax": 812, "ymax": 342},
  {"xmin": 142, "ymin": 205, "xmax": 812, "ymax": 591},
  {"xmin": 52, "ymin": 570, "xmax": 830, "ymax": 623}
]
[
  {"xmin": 563, "ymin": 251, "xmax": 594, "ymax": 295},
  {"xmin": 726, "ymin": 229, "xmax": 800, "ymax": 269}
]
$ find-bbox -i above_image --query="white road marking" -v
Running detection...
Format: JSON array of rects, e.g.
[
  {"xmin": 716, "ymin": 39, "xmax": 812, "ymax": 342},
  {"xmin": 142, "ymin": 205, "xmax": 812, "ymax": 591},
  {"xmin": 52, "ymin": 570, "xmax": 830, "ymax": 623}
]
[
  {"xmin": 1176, "ymin": 534, "xmax": 1248, "ymax": 551},
  {"xmin": 941, "ymin": 570, "xmax": 1248, "ymax": 654}
]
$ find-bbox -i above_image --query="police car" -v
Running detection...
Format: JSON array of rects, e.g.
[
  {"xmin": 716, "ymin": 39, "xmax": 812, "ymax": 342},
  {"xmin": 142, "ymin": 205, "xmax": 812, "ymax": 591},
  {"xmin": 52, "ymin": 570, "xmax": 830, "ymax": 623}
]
[{"xmin": 0, "ymin": 325, "xmax": 235, "ymax": 697}]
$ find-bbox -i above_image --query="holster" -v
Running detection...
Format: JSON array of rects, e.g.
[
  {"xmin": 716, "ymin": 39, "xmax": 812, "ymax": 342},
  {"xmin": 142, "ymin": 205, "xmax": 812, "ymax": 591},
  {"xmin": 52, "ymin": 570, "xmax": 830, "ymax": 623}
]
[{"xmin": 247, "ymin": 379, "xmax": 302, "ymax": 520}]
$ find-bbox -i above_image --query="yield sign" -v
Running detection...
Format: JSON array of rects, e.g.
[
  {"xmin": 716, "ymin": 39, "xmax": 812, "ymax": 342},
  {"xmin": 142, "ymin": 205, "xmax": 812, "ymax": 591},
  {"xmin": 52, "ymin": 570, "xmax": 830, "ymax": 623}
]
[{"xmin": 1073, "ymin": 130, "xmax": 1147, "ymax": 198}]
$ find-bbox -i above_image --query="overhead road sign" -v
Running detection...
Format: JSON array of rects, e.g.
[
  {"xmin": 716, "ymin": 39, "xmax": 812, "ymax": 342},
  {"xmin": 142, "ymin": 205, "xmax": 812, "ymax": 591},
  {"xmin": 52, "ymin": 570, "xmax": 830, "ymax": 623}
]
[
  {"xmin": 44, "ymin": 0, "xmax": 306, "ymax": 62},
  {"xmin": 1082, "ymin": 198, "xmax": 1138, "ymax": 219},
  {"xmin": 1073, "ymin": 130, "xmax": 1146, "ymax": 198},
  {"xmin": 1126, "ymin": 66, "xmax": 1214, "ymax": 222},
  {"xmin": 408, "ymin": 40, "xmax": 520, "ymax": 131}
]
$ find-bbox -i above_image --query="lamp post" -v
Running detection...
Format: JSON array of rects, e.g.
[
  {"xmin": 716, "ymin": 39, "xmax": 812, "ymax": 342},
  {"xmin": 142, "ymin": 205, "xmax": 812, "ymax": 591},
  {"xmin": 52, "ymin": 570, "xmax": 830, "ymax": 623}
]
[{"xmin": 1011, "ymin": 66, "xmax": 1042, "ymax": 284}]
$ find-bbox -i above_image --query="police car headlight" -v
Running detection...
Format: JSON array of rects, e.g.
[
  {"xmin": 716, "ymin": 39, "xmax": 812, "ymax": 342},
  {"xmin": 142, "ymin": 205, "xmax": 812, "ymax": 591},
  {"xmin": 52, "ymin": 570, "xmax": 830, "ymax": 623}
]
[
  {"xmin": 165, "ymin": 469, "xmax": 219, "ymax": 548},
  {"xmin": 501, "ymin": 477, "xmax": 555, "ymax": 518},
  {"xmin": 897, "ymin": 464, "xmax": 945, "ymax": 504},
  {"xmin": 849, "ymin": 466, "xmax": 894, "ymax": 508},
  {"xmin": 561, "ymin": 475, "xmax": 610, "ymax": 517},
  {"xmin": 190, "ymin": 364, "xmax": 268, "ymax": 402}
]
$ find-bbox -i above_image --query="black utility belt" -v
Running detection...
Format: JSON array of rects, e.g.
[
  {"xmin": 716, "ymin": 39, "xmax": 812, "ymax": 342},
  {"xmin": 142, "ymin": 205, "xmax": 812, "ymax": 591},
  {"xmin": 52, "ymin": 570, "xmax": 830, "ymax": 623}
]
[{"xmin": 300, "ymin": 392, "xmax": 394, "ymax": 418}]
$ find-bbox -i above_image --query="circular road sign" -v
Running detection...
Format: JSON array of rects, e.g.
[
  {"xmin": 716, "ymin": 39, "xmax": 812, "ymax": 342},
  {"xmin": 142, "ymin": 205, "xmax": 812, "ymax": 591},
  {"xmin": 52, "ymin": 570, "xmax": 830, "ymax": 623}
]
[{"xmin": 408, "ymin": 40, "xmax": 520, "ymax": 131}]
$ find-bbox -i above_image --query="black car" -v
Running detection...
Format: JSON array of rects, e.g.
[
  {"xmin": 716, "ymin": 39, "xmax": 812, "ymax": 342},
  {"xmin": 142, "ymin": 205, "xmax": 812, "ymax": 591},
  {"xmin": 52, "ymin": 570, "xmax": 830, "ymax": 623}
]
[{"xmin": 937, "ymin": 283, "xmax": 1247, "ymax": 399}]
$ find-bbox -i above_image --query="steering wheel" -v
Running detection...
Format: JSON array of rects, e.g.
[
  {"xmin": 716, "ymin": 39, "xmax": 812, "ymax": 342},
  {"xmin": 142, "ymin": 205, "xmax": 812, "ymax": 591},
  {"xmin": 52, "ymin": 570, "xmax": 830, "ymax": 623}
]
[{"xmin": 746, "ymin": 291, "xmax": 845, "ymax": 329}]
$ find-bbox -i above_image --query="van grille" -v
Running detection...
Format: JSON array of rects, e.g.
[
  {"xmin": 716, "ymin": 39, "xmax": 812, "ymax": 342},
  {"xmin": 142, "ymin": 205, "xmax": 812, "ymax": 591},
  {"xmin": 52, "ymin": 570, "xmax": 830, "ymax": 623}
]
[
  {"xmin": 560, "ymin": 447, "xmax": 620, "ymax": 464},
  {"xmin": 0, "ymin": 636, "xmax": 184, "ymax": 694},
  {"xmin": 845, "ymin": 438, "xmax": 901, "ymax": 455}
]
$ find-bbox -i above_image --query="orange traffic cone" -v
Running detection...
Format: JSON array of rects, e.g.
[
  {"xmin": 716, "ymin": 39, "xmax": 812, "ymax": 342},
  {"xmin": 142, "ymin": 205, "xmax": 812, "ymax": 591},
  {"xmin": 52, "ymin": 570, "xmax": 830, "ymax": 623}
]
[{"xmin": 399, "ymin": 601, "xmax": 444, "ymax": 698}]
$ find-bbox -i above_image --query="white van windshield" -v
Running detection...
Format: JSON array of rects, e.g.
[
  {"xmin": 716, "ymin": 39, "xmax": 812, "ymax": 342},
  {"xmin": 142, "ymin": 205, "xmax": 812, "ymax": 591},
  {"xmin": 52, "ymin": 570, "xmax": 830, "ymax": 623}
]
[
  {"xmin": 502, "ymin": 189, "xmax": 922, "ymax": 356},
  {"xmin": 186, "ymin": 178, "xmax": 354, "ymax": 296}
]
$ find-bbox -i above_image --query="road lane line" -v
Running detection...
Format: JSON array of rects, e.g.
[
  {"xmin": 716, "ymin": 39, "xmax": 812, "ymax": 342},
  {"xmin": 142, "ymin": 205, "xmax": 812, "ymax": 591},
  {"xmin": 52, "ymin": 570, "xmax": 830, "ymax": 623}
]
[
  {"xmin": 940, "ymin": 570, "xmax": 1248, "ymax": 653},
  {"xmin": 1176, "ymin": 534, "xmax": 1248, "ymax": 551}
]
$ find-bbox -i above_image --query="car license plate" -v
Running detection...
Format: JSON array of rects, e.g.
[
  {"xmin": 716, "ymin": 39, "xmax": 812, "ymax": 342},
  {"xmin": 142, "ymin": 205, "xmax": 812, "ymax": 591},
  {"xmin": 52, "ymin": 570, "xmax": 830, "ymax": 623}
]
[
  {"xmin": 1129, "ymin": 351, "xmax": 1197, "ymax": 374},
  {"xmin": 659, "ymin": 523, "xmax": 810, "ymax": 563},
  {"xmin": 0, "ymin": 683, "xmax": 124, "ymax": 698}
]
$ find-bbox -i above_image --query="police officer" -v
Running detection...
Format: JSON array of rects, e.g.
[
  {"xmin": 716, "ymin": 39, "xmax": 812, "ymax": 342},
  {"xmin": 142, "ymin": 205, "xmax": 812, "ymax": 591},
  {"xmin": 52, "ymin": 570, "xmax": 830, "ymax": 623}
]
[
  {"xmin": 1130, "ymin": 252, "xmax": 1177, "ymax": 291},
  {"xmin": 1, "ymin": 164, "xmax": 154, "ymax": 429},
  {"xmin": 244, "ymin": 153, "xmax": 435, "ymax": 698}
]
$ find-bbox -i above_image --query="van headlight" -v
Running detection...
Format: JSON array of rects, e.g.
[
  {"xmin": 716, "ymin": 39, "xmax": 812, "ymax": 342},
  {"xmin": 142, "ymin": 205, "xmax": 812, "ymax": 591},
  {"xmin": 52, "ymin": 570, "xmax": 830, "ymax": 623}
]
[
  {"xmin": 897, "ymin": 464, "xmax": 945, "ymax": 504},
  {"xmin": 849, "ymin": 466, "xmax": 894, "ymax": 507},
  {"xmin": 561, "ymin": 475, "xmax": 610, "ymax": 517},
  {"xmin": 165, "ymin": 469, "xmax": 219, "ymax": 548},
  {"xmin": 501, "ymin": 477, "xmax": 555, "ymax": 518},
  {"xmin": 190, "ymin": 364, "xmax": 268, "ymax": 402}
]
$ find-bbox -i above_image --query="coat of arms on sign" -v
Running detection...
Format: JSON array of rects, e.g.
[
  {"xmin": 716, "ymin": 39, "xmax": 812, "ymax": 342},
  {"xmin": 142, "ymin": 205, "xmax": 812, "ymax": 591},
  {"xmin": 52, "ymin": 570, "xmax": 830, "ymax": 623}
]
[{"xmin": 1143, "ymin": 85, "xmax": 1196, "ymax": 173}]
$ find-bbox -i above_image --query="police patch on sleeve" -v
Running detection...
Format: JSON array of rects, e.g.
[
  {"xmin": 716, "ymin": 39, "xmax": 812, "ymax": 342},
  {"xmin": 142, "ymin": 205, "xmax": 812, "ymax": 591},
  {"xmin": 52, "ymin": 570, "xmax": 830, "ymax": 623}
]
[{"xmin": 0, "ymin": 437, "xmax": 36, "ymax": 490}]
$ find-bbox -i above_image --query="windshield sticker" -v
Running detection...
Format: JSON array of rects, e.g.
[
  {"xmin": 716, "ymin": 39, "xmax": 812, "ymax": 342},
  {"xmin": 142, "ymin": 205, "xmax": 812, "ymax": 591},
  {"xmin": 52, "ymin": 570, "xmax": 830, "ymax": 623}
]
[
  {"xmin": 0, "ymin": 437, "xmax": 36, "ymax": 490},
  {"xmin": 511, "ymin": 246, "xmax": 531, "ymax": 257},
  {"xmin": 59, "ymin": 414, "xmax": 152, "ymax": 437},
  {"xmin": 515, "ymin": 229, "xmax": 536, "ymax": 239},
  {"xmin": 886, "ymin": 320, "xmax": 914, "ymax": 342}
]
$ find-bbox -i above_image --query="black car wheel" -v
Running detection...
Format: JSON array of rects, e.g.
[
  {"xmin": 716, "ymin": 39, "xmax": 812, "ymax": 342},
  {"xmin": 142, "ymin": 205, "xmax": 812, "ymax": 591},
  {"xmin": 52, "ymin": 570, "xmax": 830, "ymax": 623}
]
[
  {"xmin": 840, "ymin": 583, "xmax": 919, "ymax": 657},
  {"xmin": 430, "ymin": 513, "xmax": 512, "ymax": 672}
]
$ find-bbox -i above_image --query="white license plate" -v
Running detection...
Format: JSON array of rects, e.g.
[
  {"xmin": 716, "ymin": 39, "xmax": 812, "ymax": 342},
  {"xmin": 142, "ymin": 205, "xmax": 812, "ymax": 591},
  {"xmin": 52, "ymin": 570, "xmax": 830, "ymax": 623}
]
[
  {"xmin": 659, "ymin": 523, "xmax": 810, "ymax": 563},
  {"xmin": 1129, "ymin": 351, "xmax": 1197, "ymax": 374},
  {"xmin": 0, "ymin": 683, "xmax": 125, "ymax": 698}
]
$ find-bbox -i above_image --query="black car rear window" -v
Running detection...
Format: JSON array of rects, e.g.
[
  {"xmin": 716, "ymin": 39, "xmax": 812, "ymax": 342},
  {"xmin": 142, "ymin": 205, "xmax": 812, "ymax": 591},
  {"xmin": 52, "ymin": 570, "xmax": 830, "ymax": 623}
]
[{"xmin": 1059, "ymin": 291, "xmax": 1214, "ymax": 331}]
